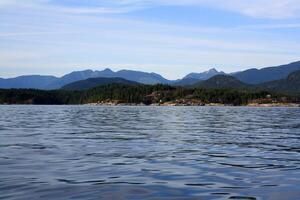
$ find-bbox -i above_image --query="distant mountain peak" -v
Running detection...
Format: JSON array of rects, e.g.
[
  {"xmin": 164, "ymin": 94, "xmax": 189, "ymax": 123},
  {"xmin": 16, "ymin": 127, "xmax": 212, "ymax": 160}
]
[
  {"xmin": 196, "ymin": 75, "xmax": 248, "ymax": 89},
  {"xmin": 183, "ymin": 68, "xmax": 225, "ymax": 81},
  {"xmin": 102, "ymin": 68, "xmax": 113, "ymax": 72},
  {"xmin": 207, "ymin": 68, "xmax": 218, "ymax": 73}
]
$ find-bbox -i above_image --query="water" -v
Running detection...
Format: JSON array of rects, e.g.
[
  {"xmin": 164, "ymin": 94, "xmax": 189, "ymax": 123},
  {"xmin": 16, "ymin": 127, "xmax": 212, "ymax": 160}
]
[{"xmin": 0, "ymin": 105, "xmax": 300, "ymax": 200}]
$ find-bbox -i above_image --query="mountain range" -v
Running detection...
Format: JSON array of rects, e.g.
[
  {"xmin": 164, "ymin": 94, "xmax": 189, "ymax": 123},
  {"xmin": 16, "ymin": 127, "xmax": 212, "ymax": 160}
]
[
  {"xmin": 232, "ymin": 61, "xmax": 300, "ymax": 84},
  {"xmin": 0, "ymin": 61, "xmax": 300, "ymax": 91},
  {"xmin": 0, "ymin": 75, "xmax": 57, "ymax": 90},
  {"xmin": 0, "ymin": 69, "xmax": 169, "ymax": 90},
  {"xmin": 191, "ymin": 70, "xmax": 300, "ymax": 94}
]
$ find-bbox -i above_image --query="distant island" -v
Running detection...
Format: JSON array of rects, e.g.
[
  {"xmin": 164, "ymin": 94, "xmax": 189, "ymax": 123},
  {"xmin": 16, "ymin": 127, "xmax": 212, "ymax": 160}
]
[
  {"xmin": 0, "ymin": 61, "xmax": 300, "ymax": 106},
  {"xmin": 0, "ymin": 82, "xmax": 299, "ymax": 107}
]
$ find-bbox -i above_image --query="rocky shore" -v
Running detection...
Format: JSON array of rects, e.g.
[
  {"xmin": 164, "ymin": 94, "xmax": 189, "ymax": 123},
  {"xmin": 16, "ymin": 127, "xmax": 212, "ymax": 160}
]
[{"xmin": 86, "ymin": 99, "xmax": 300, "ymax": 107}]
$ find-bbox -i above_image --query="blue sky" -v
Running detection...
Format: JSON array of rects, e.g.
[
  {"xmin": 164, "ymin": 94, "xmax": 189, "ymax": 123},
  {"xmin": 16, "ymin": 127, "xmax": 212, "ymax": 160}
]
[{"xmin": 1, "ymin": 0, "xmax": 300, "ymax": 79}]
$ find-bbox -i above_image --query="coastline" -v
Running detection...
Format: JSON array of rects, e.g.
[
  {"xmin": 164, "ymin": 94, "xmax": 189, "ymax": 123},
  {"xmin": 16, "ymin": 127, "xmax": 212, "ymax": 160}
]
[
  {"xmin": 1, "ymin": 101, "xmax": 299, "ymax": 107},
  {"xmin": 85, "ymin": 102, "xmax": 300, "ymax": 107}
]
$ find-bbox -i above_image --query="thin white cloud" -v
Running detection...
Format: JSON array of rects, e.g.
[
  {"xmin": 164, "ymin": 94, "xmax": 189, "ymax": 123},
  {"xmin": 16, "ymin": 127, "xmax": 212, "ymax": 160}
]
[
  {"xmin": 132, "ymin": 0, "xmax": 300, "ymax": 19},
  {"xmin": 0, "ymin": 0, "xmax": 136, "ymax": 14},
  {"xmin": 215, "ymin": 0, "xmax": 300, "ymax": 19},
  {"xmin": 1, "ymin": 0, "xmax": 300, "ymax": 19},
  {"xmin": 236, "ymin": 23, "xmax": 300, "ymax": 30},
  {"xmin": 0, "ymin": 0, "xmax": 46, "ymax": 8},
  {"xmin": 0, "ymin": 50, "xmax": 43, "ymax": 62},
  {"xmin": 0, "ymin": 31, "xmax": 74, "ymax": 37}
]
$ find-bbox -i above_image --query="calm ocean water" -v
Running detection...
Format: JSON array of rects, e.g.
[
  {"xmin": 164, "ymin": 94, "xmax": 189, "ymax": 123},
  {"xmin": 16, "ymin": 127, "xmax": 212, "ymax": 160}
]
[{"xmin": 0, "ymin": 105, "xmax": 300, "ymax": 200}]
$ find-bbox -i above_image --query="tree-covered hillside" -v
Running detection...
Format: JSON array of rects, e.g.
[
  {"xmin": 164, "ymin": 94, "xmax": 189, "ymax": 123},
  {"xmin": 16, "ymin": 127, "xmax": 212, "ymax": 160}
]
[
  {"xmin": 0, "ymin": 84, "xmax": 299, "ymax": 106},
  {"xmin": 194, "ymin": 75, "xmax": 249, "ymax": 89},
  {"xmin": 62, "ymin": 77, "xmax": 140, "ymax": 90},
  {"xmin": 258, "ymin": 70, "xmax": 300, "ymax": 94}
]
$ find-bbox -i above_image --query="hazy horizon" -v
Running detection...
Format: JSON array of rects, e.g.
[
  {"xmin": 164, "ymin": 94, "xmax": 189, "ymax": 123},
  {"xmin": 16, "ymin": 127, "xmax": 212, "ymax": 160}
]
[{"xmin": 1, "ymin": 0, "xmax": 300, "ymax": 79}]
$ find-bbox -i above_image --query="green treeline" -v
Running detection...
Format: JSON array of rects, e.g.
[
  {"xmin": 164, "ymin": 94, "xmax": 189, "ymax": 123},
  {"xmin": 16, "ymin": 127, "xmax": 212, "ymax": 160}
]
[
  {"xmin": 0, "ymin": 89, "xmax": 82, "ymax": 105},
  {"xmin": 0, "ymin": 84, "xmax": 299, "ymax": 105}
]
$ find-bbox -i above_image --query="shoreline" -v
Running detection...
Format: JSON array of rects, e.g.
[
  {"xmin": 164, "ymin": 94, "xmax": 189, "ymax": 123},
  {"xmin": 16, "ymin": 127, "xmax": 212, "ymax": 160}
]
[
  {"xmin": 84, "ymin": 102, "xmax": 300, "ymax": 107},
  {"xmin": 0, "ymin": 104, "xmax": 299, "ymax": 107}
]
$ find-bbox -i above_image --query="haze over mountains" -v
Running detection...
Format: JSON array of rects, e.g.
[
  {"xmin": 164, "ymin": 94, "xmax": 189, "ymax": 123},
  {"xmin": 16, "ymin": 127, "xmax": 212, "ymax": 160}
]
[{"xmin": 1, "ymin": 61, "xmax": 300, "ymax": 92}]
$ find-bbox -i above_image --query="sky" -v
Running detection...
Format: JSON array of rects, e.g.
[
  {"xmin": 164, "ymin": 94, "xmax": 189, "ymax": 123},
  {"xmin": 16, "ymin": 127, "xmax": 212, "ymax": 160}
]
[{"xmin": 1, "ymin": 0, "xmax": 300, "ymax": 79}]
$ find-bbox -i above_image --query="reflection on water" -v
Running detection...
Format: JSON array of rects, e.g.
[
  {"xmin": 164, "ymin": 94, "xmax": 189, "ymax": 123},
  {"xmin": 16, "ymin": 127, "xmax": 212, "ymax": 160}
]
[{"xmin": 0, "ymin": 105, "xmax": 300, "ymax": 200}]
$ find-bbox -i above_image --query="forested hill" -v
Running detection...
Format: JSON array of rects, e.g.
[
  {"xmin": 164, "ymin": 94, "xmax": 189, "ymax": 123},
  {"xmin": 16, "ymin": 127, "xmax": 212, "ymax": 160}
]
[
  {"xmin": 195, "ymin": 75, "xmax": 249, "ymax": 89},
  {"xmin": 62, "ymin": 77, "xmax": 140, "ymax": 90},
  {"xmin": 0, "ymin": 84, "xmax": 299, "ymax": 106},
  {"xmin": 258, "ymin": 70, "xmax": 300, "ymax": 94}
]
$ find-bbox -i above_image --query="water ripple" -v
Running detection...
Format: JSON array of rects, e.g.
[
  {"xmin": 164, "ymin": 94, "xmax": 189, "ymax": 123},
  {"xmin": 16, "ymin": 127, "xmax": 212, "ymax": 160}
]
[{"xmin": 0, "ymin": 105, "xmax": 300, "ymax": 200}]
